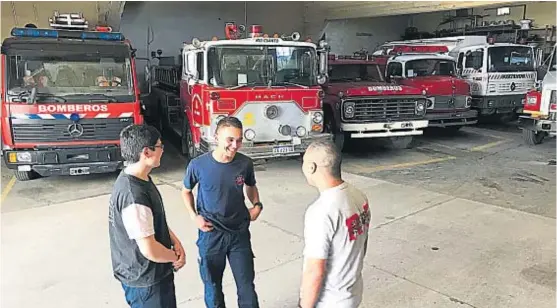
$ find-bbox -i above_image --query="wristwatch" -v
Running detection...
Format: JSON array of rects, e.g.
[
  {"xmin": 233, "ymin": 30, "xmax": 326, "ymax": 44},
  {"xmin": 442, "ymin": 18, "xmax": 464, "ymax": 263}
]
[{"xmin": 254, "ymin": 201, "xmax": 263, "ymax": 210}]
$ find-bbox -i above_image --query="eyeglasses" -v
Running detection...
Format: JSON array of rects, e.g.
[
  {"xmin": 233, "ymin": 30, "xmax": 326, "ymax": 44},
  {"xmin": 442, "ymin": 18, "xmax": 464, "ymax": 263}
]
[{"xmin": 149, "ymin": 144, "xmax": 164, "ymax": 150}]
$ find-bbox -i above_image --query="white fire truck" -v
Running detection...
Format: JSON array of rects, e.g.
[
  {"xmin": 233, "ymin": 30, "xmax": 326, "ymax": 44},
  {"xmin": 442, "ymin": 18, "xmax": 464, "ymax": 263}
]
[
  {"xmin": 144, "ymin": 23, "xmax": 331, "ymax": 160},
  {"xmin": 375, "ymin": 36, "xmax": 538, "ymax": 121},
  {"xmin": 519, "ymin": 43, "xmax": 556, "ymax": 145}
]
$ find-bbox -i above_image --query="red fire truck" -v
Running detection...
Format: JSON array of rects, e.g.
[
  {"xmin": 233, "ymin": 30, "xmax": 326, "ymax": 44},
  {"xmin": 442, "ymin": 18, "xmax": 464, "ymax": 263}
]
[
  {"xmin": 519, "ymin": 43, "xmax": 556, "ymax": 145},
  {"xmin": 373, "ymin": 45, "xmax": 477, "ymax": 131},
  {"xmin": 1, "ymin": 14, "xmax": 144, "ymax": 181},
  {"xmin": 145, "ymin": 23, "xmax": 331, "ymax": 159},
  {"xmin": 322, "ymin": 51, "xmax": 428, "ymax": 150}
]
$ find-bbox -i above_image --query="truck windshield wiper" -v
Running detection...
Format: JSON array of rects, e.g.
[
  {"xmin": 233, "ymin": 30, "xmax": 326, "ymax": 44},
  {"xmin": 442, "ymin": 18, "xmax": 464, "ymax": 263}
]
[
  {"xmin": 63, "ymin": 94, "xmax": 118, "ymax": 102},
  {"xmin": 273, "ymin": 81, "xmax": 308, "ymax": 89},
  {"xmin": 226, "ymin": 82, "xmax": 266, "ymax": 90}
]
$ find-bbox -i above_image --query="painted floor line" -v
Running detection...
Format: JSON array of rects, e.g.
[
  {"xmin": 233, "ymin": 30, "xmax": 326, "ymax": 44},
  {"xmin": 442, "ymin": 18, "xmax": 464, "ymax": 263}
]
[
  {"xmin": 470, "ymin": 139, "xmax": 511, "ymax": 152},
  {"xmin": 1, "ymin": 176, "xmax": 16, "ymax": 204},
  {"xmin": 347, "ymin": 156, "xmax": 457, "ymax": 173}
]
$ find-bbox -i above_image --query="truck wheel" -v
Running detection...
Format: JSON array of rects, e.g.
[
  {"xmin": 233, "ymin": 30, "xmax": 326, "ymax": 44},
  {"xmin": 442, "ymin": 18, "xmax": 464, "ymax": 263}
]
[
  {"xmin": 522, "ymin": 129, "xmax": 545, "ymax": 145},
  {"xmin": 13, "ymin": 170, "xmax": 39, "ymax": 181},
  {"xmin": 183, "ymin": 124, "xmax": 199, "ymax": 159},
  {"xmin": 387, "ymin": 136, "xmax": 414, "ymax": 150}
]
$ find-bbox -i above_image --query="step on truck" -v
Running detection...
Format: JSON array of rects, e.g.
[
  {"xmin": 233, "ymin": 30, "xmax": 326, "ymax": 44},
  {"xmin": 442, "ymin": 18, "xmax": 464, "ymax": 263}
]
[
  {"xmin": 519, "ymin": 43, "xmax": 556, "ymax": 145},
  {"xmin": 1, "ymin": 13, "xmax": 145, "ymax": 181},
  {"xmin": 321, "ymin": 51, "xmax": 428, "ymax": 151},
  {"xmin": 373, "ymin": 45, "xmax": 477, "ymax": 131},
  {"xmin": 144, "ymin": 23, "xmax": 331, "ymax": 160},
  {"xmin": 375, "ymin": 36, "xmax": 538, "ymax": 122}
]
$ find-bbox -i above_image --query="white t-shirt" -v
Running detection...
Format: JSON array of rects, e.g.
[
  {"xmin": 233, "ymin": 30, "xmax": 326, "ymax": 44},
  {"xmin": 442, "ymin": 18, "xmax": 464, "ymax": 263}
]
[{"xmin": 303, "ymin": 181, "xmax": 371, "ymax": 308}]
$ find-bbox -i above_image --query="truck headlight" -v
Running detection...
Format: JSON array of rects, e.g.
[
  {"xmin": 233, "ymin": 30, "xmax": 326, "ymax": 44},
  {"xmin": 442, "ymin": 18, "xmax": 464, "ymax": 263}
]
[
  {"xmin": 296, "ymin": 126, "xmax": 307, "ymax": 137},
  {"xmin": 526, "ymin": 96, "xmax": 538, "ymax": 105},
  {"xmin": 343, "ymin": 101, "xmax": 355, "ymax": 118},
  {"xmin": 8, "ymin": 152, "xmax": 32, "ymax": 163},
  {"xmin": 466, "ymin": 96, "xmax": 472, "ymax": 108},
  {"xmin": 415, "ymin": 101, "xmax": 426, "ymax": 115},
  {"xmin": 312, "ymin": 111, "xmax": 323, "ymax": 124}
]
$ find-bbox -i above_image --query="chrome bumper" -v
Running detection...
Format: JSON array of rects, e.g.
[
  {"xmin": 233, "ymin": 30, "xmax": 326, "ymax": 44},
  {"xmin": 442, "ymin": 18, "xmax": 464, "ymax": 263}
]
[
  {"xmin": 200, "ymin": 133, "xmax": 333, "ymax": 160},
  {"xmin": 518, "ymin": 115, "xmax": 557, "ymax": 136},
  {"xmin": 341, "ymin": 120, "xmax": 428, "ymax": 138},
  {"xmin": 426, "ymin": 109, "xmax": 478, "ymax": 127}
]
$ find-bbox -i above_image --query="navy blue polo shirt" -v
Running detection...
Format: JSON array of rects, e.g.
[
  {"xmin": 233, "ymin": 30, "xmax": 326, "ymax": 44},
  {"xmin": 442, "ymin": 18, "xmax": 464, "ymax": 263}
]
[{"xmin": 183, "ymin": 152, "xmax": 256, "ymax": 232}]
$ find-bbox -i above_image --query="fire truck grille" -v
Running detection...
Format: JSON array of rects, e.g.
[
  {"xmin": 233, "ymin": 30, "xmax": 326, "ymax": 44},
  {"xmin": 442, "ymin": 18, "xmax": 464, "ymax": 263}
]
[
  {"xmin": 11, "ymin": 118, "xmax": 132, "ymax": 143},
  {"xmin": 432, "ymin": 95, "xmax": 467, "ymax": 109},
  {"xmin": 342, "ymin": 97, "xmax": 422, "ymax": 122}
]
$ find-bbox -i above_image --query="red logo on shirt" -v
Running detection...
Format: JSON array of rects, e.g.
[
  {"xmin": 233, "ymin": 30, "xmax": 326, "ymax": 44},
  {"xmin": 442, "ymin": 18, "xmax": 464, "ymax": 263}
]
[
  {"xmin": 235, "ymin": 175, "xmax": 245, "ymax": 185},
  {"xmin": 346, "ymin": 202, "xmax": 371, "ymax": 241}
]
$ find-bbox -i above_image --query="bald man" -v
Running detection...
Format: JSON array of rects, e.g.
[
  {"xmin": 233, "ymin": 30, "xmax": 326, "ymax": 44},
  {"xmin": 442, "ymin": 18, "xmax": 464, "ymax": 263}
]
[{"xmin": 298, "ymin": 140, "xmax": 371, "ymax": 308}]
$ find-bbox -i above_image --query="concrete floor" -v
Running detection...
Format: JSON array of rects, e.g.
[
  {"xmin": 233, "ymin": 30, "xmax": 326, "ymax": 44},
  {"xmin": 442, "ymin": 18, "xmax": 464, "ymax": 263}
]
[{"xmin": 1, "ymin": 124, "xmax": 555, "ymax": 308}]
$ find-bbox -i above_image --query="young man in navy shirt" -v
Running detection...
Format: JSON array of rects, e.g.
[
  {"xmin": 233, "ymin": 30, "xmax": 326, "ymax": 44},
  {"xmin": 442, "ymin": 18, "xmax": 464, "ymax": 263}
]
[{"xmin": 181, "ymin": 116, "xmax": 262, "ymax": 308}]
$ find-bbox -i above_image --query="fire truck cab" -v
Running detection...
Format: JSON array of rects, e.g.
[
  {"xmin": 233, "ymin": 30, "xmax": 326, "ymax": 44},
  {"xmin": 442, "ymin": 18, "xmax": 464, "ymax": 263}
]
[
  {"xmin": 321, "ymin": 51, "xmax": 428, "ymax": 151},
  {"xmin": 1, "ymin": 13, "xmax": 144, "ymax": 181},
  {"xmin": 147, "ymin": 24, "xmax": 331, "ymax": 160},
  {"xmin": 375, "ymin": 36, "xmax": 537, "ymax": 121},
  {"xmin": 374, "ymin": 45, "xmax": 477, "ymax": 131},
  {"xmin": 519, "ymin": 43, "xmax": 556, "ymax": 145}
]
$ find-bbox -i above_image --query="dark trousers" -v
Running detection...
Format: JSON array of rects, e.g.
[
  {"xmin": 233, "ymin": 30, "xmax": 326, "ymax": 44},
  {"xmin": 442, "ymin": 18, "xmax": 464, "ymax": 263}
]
[
  {"xmin": 121, "ymin": 273, "xmax": 177, "ymax": 308},
  {"xmin": 197, "ymin": 228, "xmax": 259, "ymax": 308}
]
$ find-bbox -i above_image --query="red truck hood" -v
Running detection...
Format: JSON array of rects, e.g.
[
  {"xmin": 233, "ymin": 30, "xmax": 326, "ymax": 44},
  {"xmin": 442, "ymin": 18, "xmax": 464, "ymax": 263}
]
[
  {"xmin": 327, "ymin": 81, "xmax": 423, "ymax": 97},
  {"xmin": 398, "ymin": 76, "xmax": 470, "ymax": 96}
]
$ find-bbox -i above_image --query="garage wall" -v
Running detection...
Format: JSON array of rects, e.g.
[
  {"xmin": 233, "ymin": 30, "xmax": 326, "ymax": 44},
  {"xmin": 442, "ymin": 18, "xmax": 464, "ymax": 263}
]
[
  {"xmin": 0, "ymin": 1, "xmax": 123, "ymax": 41},
  {"xmin": 411, "ymin": 1, "xmax": 556, "ymax": 33},
  {"xmin": 303, "ymin": 3, "xmax": 411, "ymax": 55},
  {"xmin": 120, "ymin": 1, "xmax": 305, "ymax": 62}
]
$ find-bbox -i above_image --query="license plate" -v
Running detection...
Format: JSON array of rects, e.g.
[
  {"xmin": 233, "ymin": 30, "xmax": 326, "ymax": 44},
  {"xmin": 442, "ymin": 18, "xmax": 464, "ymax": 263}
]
[
  {"xmin": 401, "ymin": 122, "xmax": 413, "ymax": 128},
  {"xmin": 273, "ymin": 145, "xmax": 295, "ymax": 154},
  {"xmin": 70, "ymin": 167, "xmax": 90, "ymax": 175}
]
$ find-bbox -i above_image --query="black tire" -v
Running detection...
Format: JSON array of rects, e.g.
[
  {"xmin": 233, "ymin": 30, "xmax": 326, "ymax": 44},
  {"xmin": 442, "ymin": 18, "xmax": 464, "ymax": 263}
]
[
  {"xmin": 522, "ymin": 129, "xmax": 545, "ymax": 145},
  {"xmin": 13, "ymin": 170, "xmax": 39, "ymax": 181},
  {"xmin": 387, "ymin": 136, "xmax": 414, "ymax": 150},
  {"xmin": 182, "ymin": 120, "xmax": 199, "ymax": 159}
]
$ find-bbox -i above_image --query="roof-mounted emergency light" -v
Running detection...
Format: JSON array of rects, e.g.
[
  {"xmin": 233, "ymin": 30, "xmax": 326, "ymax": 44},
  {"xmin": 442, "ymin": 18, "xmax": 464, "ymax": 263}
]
[
  {"xmin": 225, "ymin": 22, "xmax": 246, "ymax": 40},
  {"xmin": 11, "ymin": 27, "xmax": 125, "ymax": 41},
  {"xmin": 249, "ymin": 25, "xmax": 263, "ymax": 38},
  {"xmin": 49, "ymin": 11, "xmax": 88, "ymax": 30}
]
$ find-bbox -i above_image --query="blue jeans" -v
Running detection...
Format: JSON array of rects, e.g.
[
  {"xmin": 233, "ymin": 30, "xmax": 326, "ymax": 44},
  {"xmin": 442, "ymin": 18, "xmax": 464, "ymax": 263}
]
[
  {"xmin": 121, "ymin": 273, "xmax": 177, "ymax": 308},
  {"xmin": 197, "ymin": 228, "xmax": 259, "ymax": 308}
]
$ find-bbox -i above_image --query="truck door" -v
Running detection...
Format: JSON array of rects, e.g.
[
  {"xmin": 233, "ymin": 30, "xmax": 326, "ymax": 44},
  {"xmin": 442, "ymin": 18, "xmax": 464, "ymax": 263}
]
[{"xmin": 183, "ymin": 50, "xmax": 204, "ymax": 127}]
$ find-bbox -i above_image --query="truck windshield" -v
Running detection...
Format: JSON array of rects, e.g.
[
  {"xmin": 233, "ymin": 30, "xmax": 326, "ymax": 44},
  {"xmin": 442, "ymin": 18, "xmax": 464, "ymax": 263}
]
[
  {"xmin": 207, "ymin": 45, "xmax": 316, "ymax": 87},
  {"xmin": 328, "ymin": 64, "xmax": 382, "ymax": 82},
  {"xmin": 488, "ymin": 46, "xmax": 535, "ymax": 72},
  {"xmin": 405, "ymin": 59, "xmax": 456, "ymax": 77},
  {"xmin": 6, "ymin": 53, "xmax": 135, "ymax": 102}
]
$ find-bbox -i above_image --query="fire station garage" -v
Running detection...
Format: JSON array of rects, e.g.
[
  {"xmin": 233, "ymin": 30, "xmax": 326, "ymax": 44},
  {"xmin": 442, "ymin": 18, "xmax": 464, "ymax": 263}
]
[{"xmin": 1, "ymin": 2, "xmax": 555, "ymax": 308}]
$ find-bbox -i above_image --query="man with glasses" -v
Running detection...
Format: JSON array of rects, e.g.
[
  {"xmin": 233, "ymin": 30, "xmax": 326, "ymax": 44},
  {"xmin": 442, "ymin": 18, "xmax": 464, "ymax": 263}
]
[
  {"xmin": 109, "ymin": 124, "xmax": 185, "ymax": 308},
  {"xmin": 298, "ymin": 140, "xmax": 371, "ymax": 308},
  {"xmin": 182, "ymin": 116, "xmax": 262, "ymax": 308}
]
